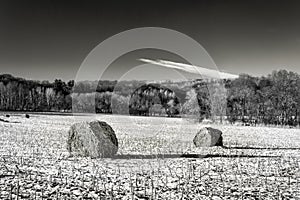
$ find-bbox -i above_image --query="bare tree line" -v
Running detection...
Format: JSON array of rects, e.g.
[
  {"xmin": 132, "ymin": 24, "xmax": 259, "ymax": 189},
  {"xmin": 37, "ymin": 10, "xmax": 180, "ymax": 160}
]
[
  {"xmin": 0, "ymin": 69, "xmax": 299, "ymax": 126},
  {"xmin": 0, "ymin": 74, "xmax": 73, "ymax": 111}
]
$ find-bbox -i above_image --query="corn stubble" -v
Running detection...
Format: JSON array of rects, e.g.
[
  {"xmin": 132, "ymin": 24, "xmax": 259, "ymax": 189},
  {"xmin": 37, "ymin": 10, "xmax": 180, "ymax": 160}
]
[{"xmin": 0, "ymin": 114, "xmax": 299, "ymax": 199}]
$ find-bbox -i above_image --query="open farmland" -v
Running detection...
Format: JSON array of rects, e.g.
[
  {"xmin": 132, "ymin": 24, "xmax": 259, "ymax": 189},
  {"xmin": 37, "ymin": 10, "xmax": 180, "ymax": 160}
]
[{"xmin": 0, "ymin": 114, "xmax": 300, "ymax": 199}]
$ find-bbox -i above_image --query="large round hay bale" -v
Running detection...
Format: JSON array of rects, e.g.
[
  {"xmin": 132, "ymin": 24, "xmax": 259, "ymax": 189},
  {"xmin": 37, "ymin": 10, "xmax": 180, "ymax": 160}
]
[
  {"xmin": 67, "ymin": 120, "xmax": 118, "ymax": 158},
  {"xmin": 193, "ymin": 127, "xmax": 223, "ymax": 147}
]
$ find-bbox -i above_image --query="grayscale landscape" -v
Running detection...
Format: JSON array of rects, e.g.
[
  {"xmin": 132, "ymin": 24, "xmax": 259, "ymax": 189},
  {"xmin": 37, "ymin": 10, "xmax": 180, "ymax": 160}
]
[{"xmin": 1, "ymin": 1, "xmax": 300, "ymax": 199}]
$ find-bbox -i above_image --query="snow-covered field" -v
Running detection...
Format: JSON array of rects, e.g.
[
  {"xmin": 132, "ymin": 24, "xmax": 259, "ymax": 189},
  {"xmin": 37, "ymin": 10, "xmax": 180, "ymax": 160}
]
[{"xmin": 0, "ymin": 113, "xmax": 300, "ymax": 199}]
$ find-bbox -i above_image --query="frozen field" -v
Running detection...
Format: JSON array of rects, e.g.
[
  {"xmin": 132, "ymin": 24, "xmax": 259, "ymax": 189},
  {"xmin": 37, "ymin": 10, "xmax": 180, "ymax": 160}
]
[{"xmin": 0, "ymin": 113, "xmax": 300, "ymax": 199}]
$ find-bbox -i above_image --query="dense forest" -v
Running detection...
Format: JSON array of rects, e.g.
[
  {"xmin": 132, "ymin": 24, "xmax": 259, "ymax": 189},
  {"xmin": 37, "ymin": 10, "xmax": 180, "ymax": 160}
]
[{"xmin": 0, "ymin": 69, "xmax": 299, "ymax": 126}]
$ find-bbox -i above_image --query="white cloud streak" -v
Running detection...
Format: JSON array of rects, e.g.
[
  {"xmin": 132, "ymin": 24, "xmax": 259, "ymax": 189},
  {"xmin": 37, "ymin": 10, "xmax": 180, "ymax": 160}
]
[{"xmin": 139, "ymin": 58, "xmax": 238, "ymax": 79}]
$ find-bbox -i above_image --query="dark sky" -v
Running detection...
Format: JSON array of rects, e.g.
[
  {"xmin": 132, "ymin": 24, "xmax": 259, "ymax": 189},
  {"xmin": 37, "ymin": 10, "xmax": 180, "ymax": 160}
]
[{"xmin": 1, "ymin": 0, "xmax": 300, "ymax": 81}]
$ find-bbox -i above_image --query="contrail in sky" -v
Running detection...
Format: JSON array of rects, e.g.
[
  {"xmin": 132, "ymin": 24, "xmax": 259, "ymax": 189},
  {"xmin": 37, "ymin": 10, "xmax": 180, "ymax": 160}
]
[{"xmin": 139, "ymin": 58, "xmax": 238, "ymax": 79}]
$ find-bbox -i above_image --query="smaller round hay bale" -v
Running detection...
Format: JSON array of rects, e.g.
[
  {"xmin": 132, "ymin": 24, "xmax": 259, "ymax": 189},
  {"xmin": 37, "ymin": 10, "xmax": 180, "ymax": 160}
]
[
  {"xmin": 5, "ymin": 114, "xmax": 10, "ymax": 118},
  {"xmin": 67, "ymin": 120, "xmax": 118, "ymax": 158},
  {"xmin": 25, "ymin": 114, "xmax": 30, "ymax": 118},
  {"xmin": 193, "ymin": 127, "xmax": 223, "ymax": 147}
]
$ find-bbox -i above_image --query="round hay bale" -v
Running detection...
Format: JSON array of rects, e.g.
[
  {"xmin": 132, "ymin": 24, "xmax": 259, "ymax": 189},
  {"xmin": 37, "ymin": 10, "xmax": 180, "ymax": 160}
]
[
  {"xmin": 5, "ymin": 114, "xmax": 10, "ymax": 118},
  {"xmin": 193, "ymin": 127, "xmax": 223, "ymax": 147},
  {"xmin": 67, "ymin": 120, "xmax": 118, "ymax": 158},
  {"xmin": 25, "ymin": 114, "xmax": 30, "ymax": 118}
]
